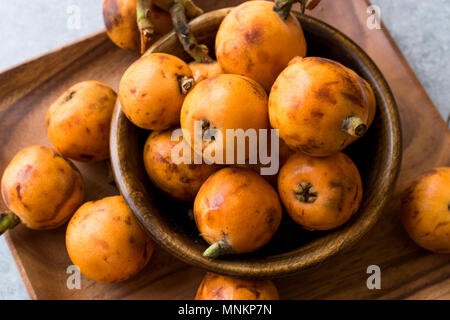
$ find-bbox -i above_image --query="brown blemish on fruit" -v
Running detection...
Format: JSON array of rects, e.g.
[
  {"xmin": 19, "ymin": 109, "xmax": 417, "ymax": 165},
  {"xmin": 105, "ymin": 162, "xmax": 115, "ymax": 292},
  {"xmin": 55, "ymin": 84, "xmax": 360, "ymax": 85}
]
[
  {"xmin": 79, "ymin": 154, "xmax": 95, "ymax": 160},
  {"xmin": 230, "ymin": 182, "xmax": 249, "ymax": 196},
  {"xmin": 155, "ymin": 153, "xmax": 171, "ymax": 166},
  {"xmin": 331, "ymin": 184, "xmax": 345, "ymax": 212},
  {"xmin": 81, "ymin": 212, "xmax": 91, "ymax": 222},
  {"xmin": 316, "ymin": 83, "xmax": 337, "ymax": 105},
  {"xmin": 138, "ymin": 244, "xmax": 147, "ymax": 261},
  {"xmin": 125, "ymin": 216, "xmax": 132, "ymax": 225},
  {"xmin": 63, "ymin": 91, "xmax": 76, "ymax": 103},
  {"xmin": 237, "ymin": 284, "xmax": 261, "ymax": 299},
  {"xmin": 36, "ymin": 176, "xmax": 76, "ymax": 223},
  {"xmin": 241, "ymin": 77, "xmax": 266, "ymax": 99},
  {"xmin": 433, "ymin": 221, "xmax": 450, "ymax": 232},
  {"xmin": 179, "ymin": 175, "xmax": 193, "ymax": 184},
  {"xmin": 158, "ymin": 55, "xmax": 170, "ymax": 63},
  {"xmin": 15, "ymin": 184, "xmax": 22, "ymax": 201},
  {"xmin": 18, "ymin": 164, "xmax": 33, "ymax": 181},
  {"xmin": 311, "ymin": 57, "xmax": 342, "ymax": 68},
  {"xmin": 329, "ymin": 181, "xmax": 342, "ymax": 189},
  {"xmin": 342, "ymin": 92, "xmax": 363, "ymax": 107},
  {"xmin": 103, "ymin": 0, "xmax": 120, "ymax": 32},
  {"xmin": 353, "ymin": 184, "xmax": 359, "ymax": 203},
  {"xmin": 310, "ymin": 110, "xmax": 324, "ymax": 118},
  {"xmin": 95, "ymin": 238, "xmax": 110, "ymax": 250},
  {"xmin": 243, "ymin": 24, "xmax": 262, "ymax": 44},
  {"xmin": 211, "ymin": 286, "xmax": 225, "ymax": 300}
]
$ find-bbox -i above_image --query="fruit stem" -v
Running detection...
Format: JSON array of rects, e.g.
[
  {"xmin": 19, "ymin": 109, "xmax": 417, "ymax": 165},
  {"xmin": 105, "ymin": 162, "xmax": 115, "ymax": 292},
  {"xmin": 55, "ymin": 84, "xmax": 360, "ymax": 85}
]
[
  {"xmin": 178, "ymin": 75, "xmax": 195, "ymax": 94},
  {"xmin": 342, "ymin": 116, "xmax": 368, "ymax": 137},
  {"xmin": 178, "ymin": 0, "xmax": 203, "ymax": 19},
  {"xmin": 203, "ymin": 240, "xmax": 232, "ymax": 259},
  {"xmin": 274, "ymin": 0, "xmax": 297, "ymax": 20},
  {"xmin": 0, "ymin": 211, "xmax": 20, "ymax": 236},
  {"xmin": 170, "ymin": 0, "xmax": 212, "ymax": 63},
  {"xmin": 137, "ymin": 0, "xmax": 155, "ymax": 54},
  {"xmin": 274, "ymin": 0, "xmax": 321, "ymax": 19},
  {"xmin": 295, "ymin": 182, "xmax": 318, "ymax": 203}
]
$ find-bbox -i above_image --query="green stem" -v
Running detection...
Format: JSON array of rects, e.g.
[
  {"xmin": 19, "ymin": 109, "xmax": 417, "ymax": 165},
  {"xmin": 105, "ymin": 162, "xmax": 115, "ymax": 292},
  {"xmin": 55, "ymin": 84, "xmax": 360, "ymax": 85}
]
[
  {"xmin": 137, "ymin": 0, "xmax": 154, "ymax": 54},
  {"xmin": 203, "ymin": 240, "xmax": 232, "ymax": 259},
  {"xmin": 170, "ymin": 0, "xmax": 212, "ymax": 63},
  {"xmin": 342, "ymin": 116, "xmax": 368, "ymax": 137},
  {"xmin": 274, "ymin": 0, "xmax": 296, "ymax": 20},
  {"xmin": 273, "ymin": 0, "xmax": 316, "ymax": 19},
  {"xmin": 0, "ymin": 211, "xmax": 20, "ymax": 236}
]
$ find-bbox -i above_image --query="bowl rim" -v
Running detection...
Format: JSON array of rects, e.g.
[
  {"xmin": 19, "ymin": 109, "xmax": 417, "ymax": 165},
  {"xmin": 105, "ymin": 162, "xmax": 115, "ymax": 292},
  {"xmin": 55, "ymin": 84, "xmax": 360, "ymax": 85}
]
[{"xmin": 110, "ymin": 8, "xmax": 402, "ymax": 278}]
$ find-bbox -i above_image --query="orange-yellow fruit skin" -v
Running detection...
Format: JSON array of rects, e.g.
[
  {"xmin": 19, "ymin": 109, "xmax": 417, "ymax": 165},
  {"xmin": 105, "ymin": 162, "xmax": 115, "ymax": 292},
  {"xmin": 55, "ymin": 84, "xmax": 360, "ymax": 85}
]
[
  {"xmin": 103, "ymin": 0, "xmax": 172, "ymax": 52},
  {"xmin": 66, "ymin": 195, "xmax": 154, "ymax": 283},
  {"xmin": 401, "ymin": 167, "xmax": 450, "ymax": 253},
  {"xmin": 269, "ymin": 57, "xmax": 376, "ymax": 157},
  {"xmin": 1, "ymin": 145, "xmax": 84, "ymax": 230},
  {"xmin": 188, "ymin": 61, "xmax": 224, "ymax": 83},
  {"xmin": 196, "ymin": 273, "xmax": 280, "ymax": 300},
  {"xmin": 215, "ymin": 0, "xmax": 307, "ymax": 91},
  {"xmin": 180, "ymin": 74, "xmax": 269, "ymax": 164},
  {"xmin": 194, "ymin": 167, "xmax": 282, "ymax": 254},
  {"xmin": 46, "ymin": 81, "xmax": 117, "ymax": 162},
  {"xmin": 143, "ymin": 129, "xmax": 221, "ymax": 201},
  {"xmin": 235, "ymin": 135, "xmax": 295, "ymax": 187},
  {"xmin": 119, "ymin": 53, "xmax": 193, "ymax": 130},
  {"xmin": 278, "ymin": 152, "xmax": 363, "ymax": 231}
]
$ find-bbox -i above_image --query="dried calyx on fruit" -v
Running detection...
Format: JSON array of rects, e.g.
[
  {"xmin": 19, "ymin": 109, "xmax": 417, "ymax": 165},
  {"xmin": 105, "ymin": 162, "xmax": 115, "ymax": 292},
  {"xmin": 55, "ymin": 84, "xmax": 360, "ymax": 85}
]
[{"xmin": 274, "ymin": 0, "xmax": 322, "ymax": 19}]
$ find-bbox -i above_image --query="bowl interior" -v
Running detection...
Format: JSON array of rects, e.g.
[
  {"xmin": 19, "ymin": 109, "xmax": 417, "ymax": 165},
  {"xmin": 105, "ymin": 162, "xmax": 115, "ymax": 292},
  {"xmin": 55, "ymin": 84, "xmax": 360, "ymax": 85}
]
[{"xmin": 111, "ymin": 8, "xmax": 401, "ymax": 278}]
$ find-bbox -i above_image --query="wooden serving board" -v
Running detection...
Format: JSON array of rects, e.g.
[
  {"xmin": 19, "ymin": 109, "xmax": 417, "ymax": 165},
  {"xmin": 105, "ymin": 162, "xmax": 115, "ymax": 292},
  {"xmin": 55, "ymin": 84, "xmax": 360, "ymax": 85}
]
[{"xmin": 1, "ymin": 0, "xmax": 449, "ymax": 300}]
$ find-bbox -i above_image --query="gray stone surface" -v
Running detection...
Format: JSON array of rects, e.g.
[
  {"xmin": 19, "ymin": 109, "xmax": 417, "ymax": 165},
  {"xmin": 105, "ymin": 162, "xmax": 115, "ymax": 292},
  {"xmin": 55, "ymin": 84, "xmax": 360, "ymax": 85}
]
[
  {"xmin": 0, "ymin": 0, "xmax": 449, "ymax": 300},
  {"xmin": 371, "ymin": 0, "xmax": 450, "ymax": 121}
]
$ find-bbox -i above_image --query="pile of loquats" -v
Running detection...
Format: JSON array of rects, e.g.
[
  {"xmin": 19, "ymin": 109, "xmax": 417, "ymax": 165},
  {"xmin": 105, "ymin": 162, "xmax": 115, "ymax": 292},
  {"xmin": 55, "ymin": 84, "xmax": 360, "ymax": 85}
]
[{"xmin": 0, "ymin": 0, "xmax": 448, "ymax": 300}]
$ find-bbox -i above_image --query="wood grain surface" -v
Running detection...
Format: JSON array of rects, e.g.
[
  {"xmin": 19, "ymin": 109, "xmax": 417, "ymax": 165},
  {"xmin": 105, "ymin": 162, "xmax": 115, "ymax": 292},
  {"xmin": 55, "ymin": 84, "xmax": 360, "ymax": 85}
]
[{"xmin": 0, "ymin": 0, "xmax": 449, "ymax": 299}]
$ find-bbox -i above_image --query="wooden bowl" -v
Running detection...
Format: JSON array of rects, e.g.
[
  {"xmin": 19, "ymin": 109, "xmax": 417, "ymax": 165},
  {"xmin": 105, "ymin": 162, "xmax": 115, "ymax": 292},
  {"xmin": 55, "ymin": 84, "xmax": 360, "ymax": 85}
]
[{"xmin": 110, "ymin": 8, "xmax": 402, "ymax": 278}]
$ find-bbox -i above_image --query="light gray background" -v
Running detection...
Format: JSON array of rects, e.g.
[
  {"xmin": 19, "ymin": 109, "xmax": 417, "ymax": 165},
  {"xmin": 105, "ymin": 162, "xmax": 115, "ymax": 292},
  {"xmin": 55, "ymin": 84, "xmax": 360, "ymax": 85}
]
[{"xmin": 0, "ymin": 0, "xmax": 449, "ymax": 299}]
